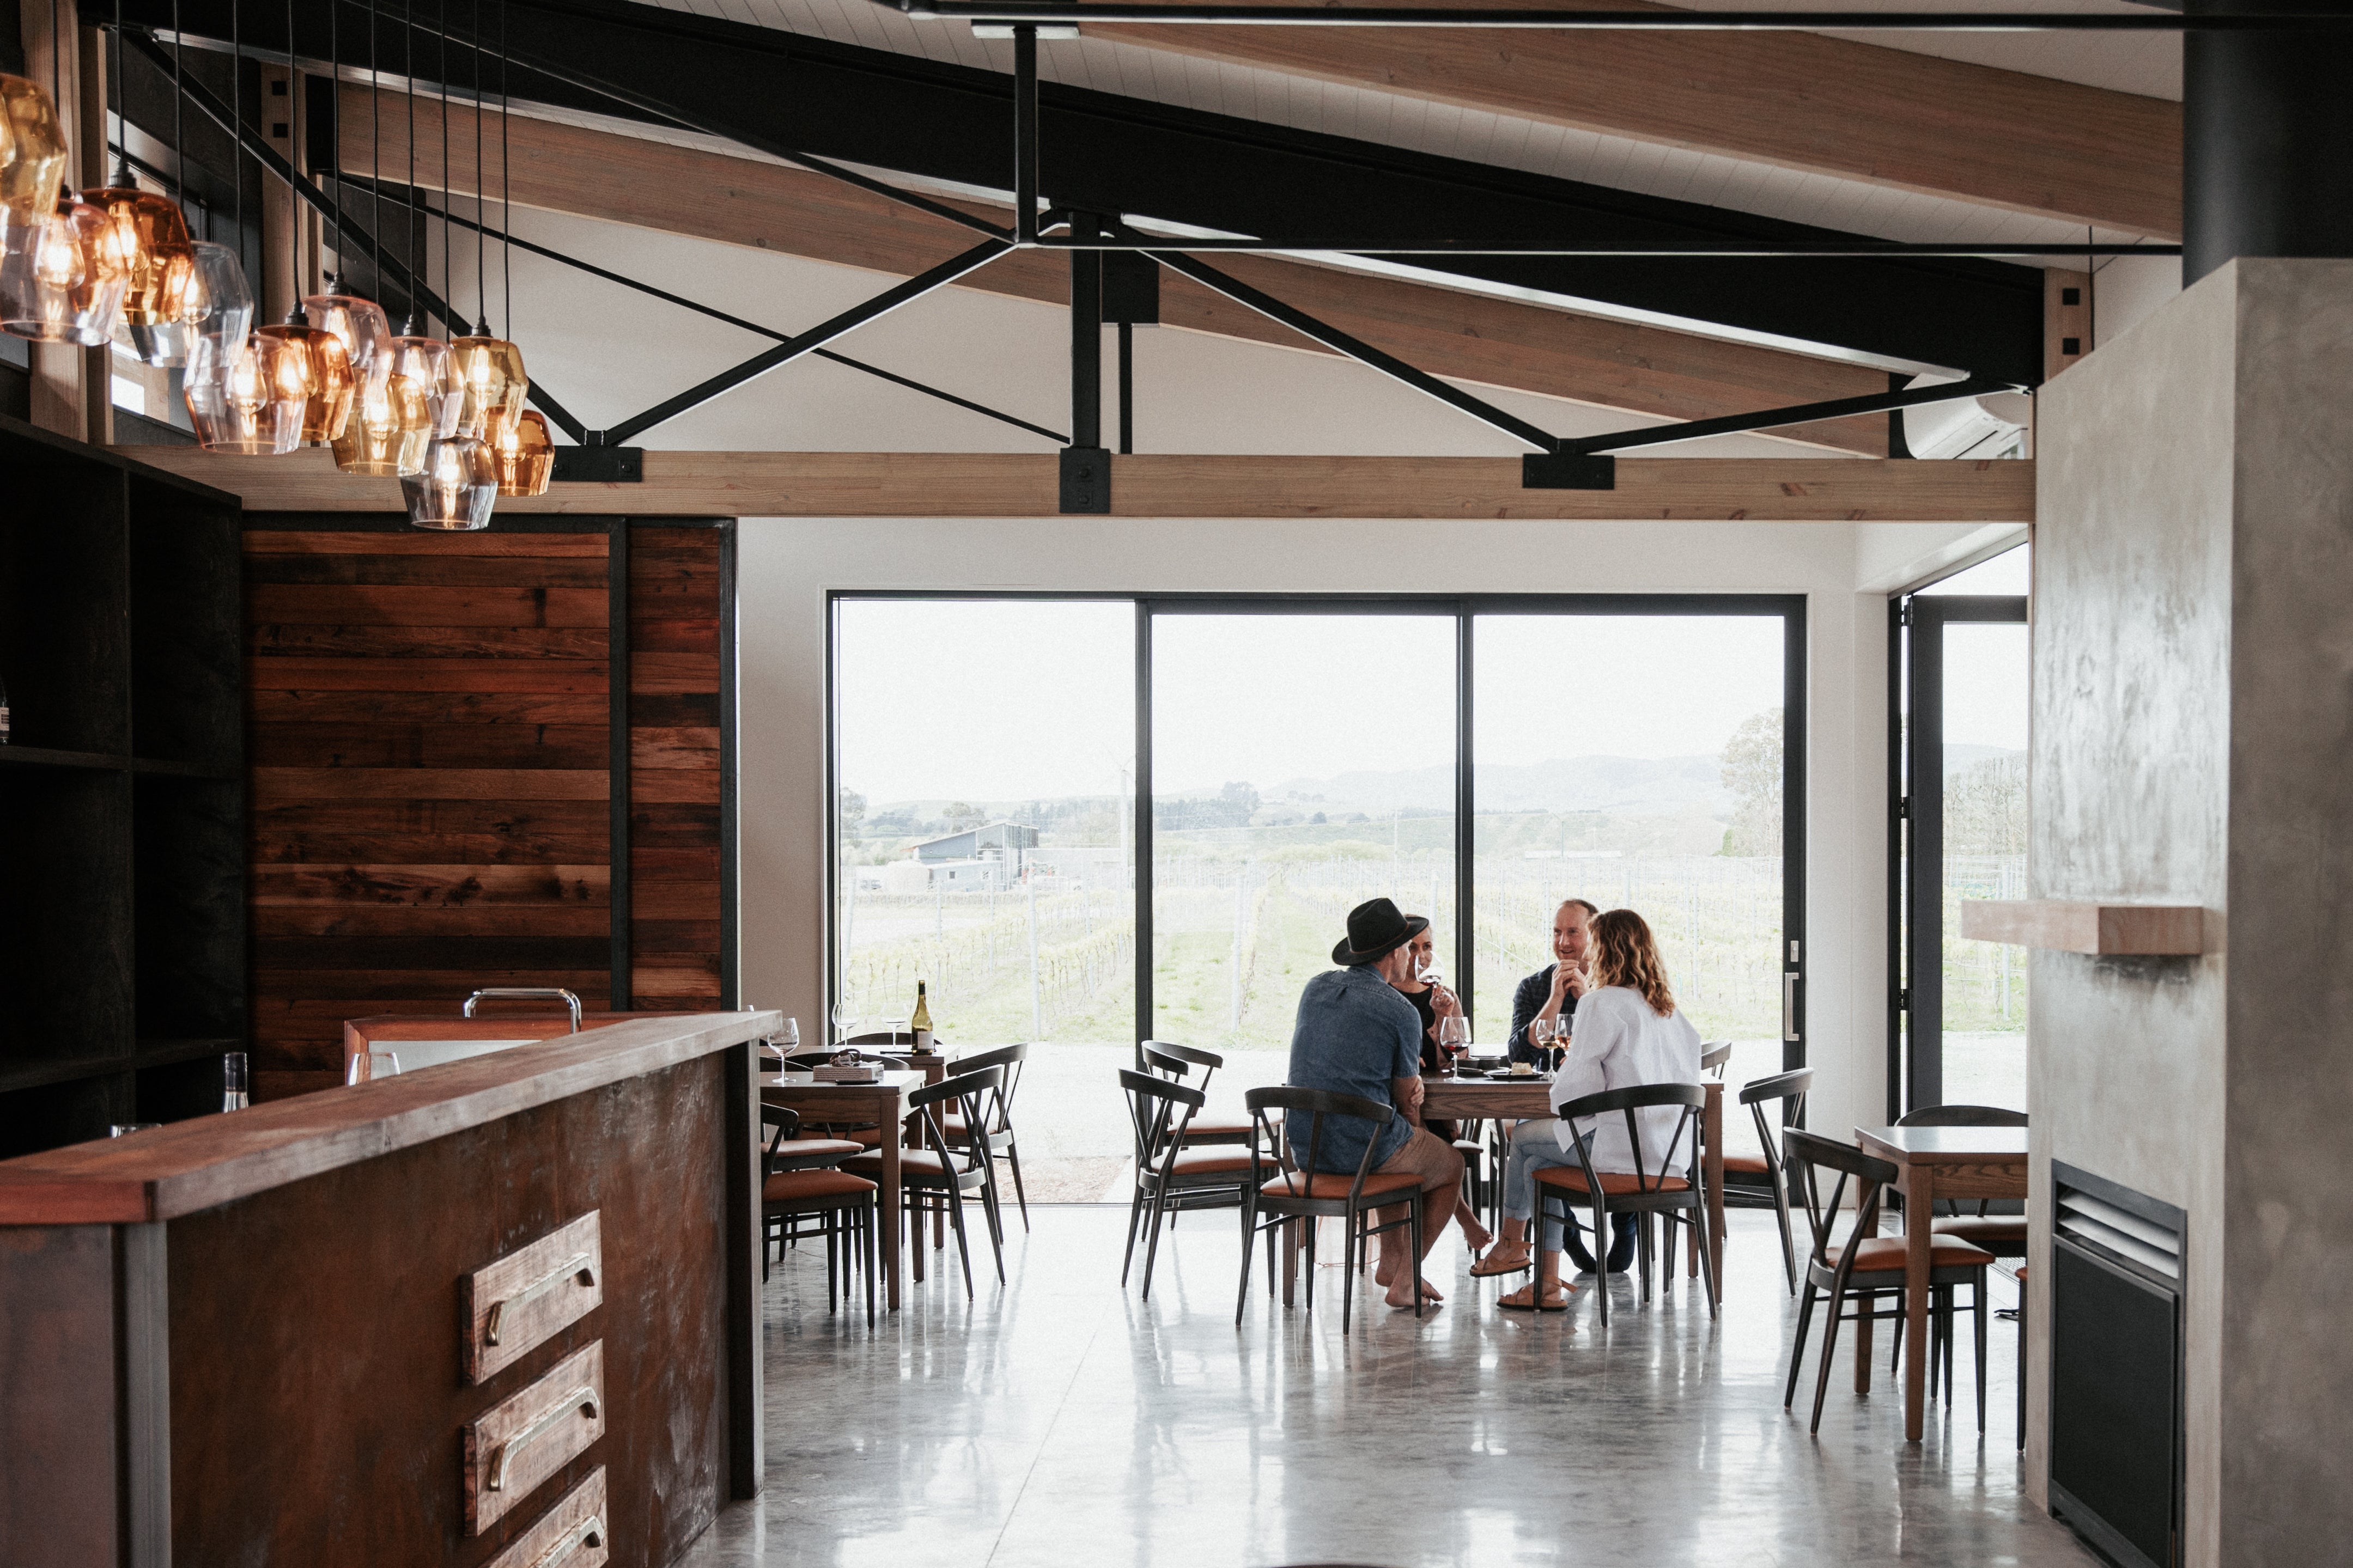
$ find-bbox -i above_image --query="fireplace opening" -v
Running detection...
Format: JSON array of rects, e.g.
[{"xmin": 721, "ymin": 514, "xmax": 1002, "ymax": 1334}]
[{"xmin": 2048, "ymin": 1162, "xmax": 2187, "ymax": 1568}]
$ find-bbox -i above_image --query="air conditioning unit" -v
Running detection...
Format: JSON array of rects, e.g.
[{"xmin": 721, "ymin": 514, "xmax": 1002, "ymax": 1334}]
[{"xmin": 1902, "ymin": 373, "xmax": 2034, "ymax": 459}]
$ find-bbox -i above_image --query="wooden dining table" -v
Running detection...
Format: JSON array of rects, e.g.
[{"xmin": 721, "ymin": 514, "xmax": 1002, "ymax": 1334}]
[
  {"xmin": 762, "ymin": 1069, "xmax": 926, "ymax": 1310},
  {"xmin": 1422, "ymin": 1072, "xmax": 1727, "ymax": 1287},
  {"xmin": 1854, "ymin": 1123, "xmax": 2030, "ymax": 1442}
]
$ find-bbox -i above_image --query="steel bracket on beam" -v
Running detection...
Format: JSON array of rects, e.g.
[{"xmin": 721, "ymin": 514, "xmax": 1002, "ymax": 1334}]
[
  {"xmin": 1523, "ymin": 453, "xmax": 1617, "ymax": 489},
  {"xmin": 554, "ymin": 446, "xmax": 646, "ymax": 483},
  {"xmin": 1060, "ymin": 447, "xmax": 1112, "ymax": 512}
]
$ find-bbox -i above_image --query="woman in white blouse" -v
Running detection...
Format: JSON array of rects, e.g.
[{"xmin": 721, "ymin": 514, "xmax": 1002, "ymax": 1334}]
[{"xmin": 1470, "ymin": 908, "xmax": 1704, "ymax": 1312}]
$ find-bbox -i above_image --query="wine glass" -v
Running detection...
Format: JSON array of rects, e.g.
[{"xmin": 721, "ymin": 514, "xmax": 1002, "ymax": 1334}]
[
  {"xmin": 1528, "ymin": 1016, "xmax": 1553, "ymax": 1061},
  {"xmin": 346, "ymin": 1051, "xmax": 402, "ymax": 1084},
  {"xmin": 775, "ymin": 1017, "xmax": 800, "ymax": 1057},
  {"xmin": 1437, "ymin": 1014, "xmax": 1469, "ymax": 1069},
  {"xmin": 830, "ymin": 1002, "xmax": 859, "ymax": 1047}
]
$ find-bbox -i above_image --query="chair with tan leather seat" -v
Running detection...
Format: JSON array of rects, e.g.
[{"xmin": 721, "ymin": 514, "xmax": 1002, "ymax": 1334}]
[
  {"xmin": 1140, "ymin": 1041, "xmax": 1258, "ymax": 1148},
  {"xmin": 1729, "ymin": 1067, "xmax": 1813, "ymax": 1295},
  {"xmin": 843, "ymin": 1066, "xmax": 1006, "ymax": 1298},
  {"xmin": 1236, "ymin": 1086, "xmax": 1428, "ymax": 1332},
  {"xmin": 941, "ymin": 1044, "xmax": 1033, "ymax": 1231},
  {"xmin": 759, "ymin": 1105, "xmax": 876, "ymax": 1322},
  {"xmin": 1120, "ymin": 1069, "xmax": 1256, "ymax": 1298},
  {"xmin": 1781, "ymin": 1128, "xmax": 1994, "ymax": 1434},
  {"xmin": 1530, "ymin": 1082, "xmax": 1717, "ymax": 1326},
  {"xmin": 1898, "ymin": 1103, "xmax": 2030, "ymax": 1260}
]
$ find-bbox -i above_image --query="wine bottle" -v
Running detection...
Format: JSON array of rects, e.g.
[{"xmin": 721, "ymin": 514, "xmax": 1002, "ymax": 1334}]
[
  {"xmin": 0, "ymin": 673, "xmax": 10, "ymax": 744},
  {"xmin": 221, "ymin": 1051, "xmax": 250, "ymax": 1112},
  {"xmin": 910, "ymin": 980, "xmax": 933, "ymax": 1039}
]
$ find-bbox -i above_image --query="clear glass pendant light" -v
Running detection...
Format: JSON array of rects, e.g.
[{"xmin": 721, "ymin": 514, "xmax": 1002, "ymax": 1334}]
[
  {"xmin": 185, "ymin": 329, "xmax": 307, "ymax": 453},
  {"xmin": 403, "ymin": 430, "xmax": 497, "ymax": 529},
  {"xmin": 0, "ymin": 194, "xmax": 130, "ymax": 343}
]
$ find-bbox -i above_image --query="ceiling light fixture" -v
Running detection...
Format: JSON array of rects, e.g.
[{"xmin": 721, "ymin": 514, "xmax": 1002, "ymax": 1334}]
[
  {"xmin": 89, "ymin": 0, "xmax": 196, "ymax": 364},
  {"xmin": 406, "ymin": 0, "xmax": 493, "ymax": 528},
  {"xmin": 0, "ymin": 5, "xmax": 127, "ymax": 345},
  {"xmin": 254, "ymin": 0, "xmax": 350, "ymax": 442}
]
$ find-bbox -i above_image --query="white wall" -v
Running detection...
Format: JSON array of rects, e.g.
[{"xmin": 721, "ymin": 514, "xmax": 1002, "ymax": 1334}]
[{"xmin": 738, "ymin": 515, "xmax": 1899, "ymax": 1148}]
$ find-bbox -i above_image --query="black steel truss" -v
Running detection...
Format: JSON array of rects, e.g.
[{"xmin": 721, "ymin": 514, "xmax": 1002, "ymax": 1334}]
[{"xmin": 887, "ymin": 0, "xmax": 2342, "ymax": 28}]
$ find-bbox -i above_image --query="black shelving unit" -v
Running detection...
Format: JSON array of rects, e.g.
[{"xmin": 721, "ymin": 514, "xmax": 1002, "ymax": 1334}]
[{"xmin": 0, "ymin": 412, "xmax": 246, "ymax": 1157}]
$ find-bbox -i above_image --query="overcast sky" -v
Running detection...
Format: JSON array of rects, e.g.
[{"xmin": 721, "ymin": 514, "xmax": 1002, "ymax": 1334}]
[{"xmin": 835, "ymin": 601, "xmax": 1829, "ymax": 804}]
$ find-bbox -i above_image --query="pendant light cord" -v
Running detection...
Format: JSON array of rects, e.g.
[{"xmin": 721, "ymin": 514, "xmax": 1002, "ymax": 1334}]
[
  {"xmin": 439, "ymin": 0, "xmax": 450, "ymax": 336},
  {"xmin": 50, "ymin": 0, "xmax": 62, "ymax": 191},
  {"xmin": 113, "ymin": 0, "xmax": 127, "ymax": 185},
  {"xmin": 403, "ymin": 0, "xmax": 418, "ymax": 331},
  {"xmin": 368, "ymin": 0, "xmax": 381, "ymax": 308},
  {"xmin": 471, "ymin": 0, "xmax": 484, "ymax": 335},
  {"xmin": 285, "ymin": 0, "xmax": 302, "ymax": 321},
  {"xmin": 325, "ymin": 0, "xmax": 338, "ymax": 286},
  {"xmin": 230, "ymin": 0, "xmax": 239, "ymax": 251},
  {"xmin": 171, "ymin": 0, "xmax": 183, "ymax": 205},
  {"xmin": 500, "ymin": 0, "xmax": 509, "ymax": 338}
]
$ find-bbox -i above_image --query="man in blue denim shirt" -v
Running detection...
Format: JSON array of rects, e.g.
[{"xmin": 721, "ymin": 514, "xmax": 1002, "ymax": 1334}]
[{"xmin": 1285, "ymin": 898, "xmax": 1468, "ymax": 1310}]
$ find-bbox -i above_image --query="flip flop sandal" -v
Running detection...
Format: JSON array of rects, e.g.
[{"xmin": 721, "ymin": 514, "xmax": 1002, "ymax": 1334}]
[
  {"xmin": 1469, "ymin": 1252, "xmax": 1533, "ymax": 1278},
  {"xmin": 1497, "ymin": 1288, "xmax": 1570, "ymax": 1313}
]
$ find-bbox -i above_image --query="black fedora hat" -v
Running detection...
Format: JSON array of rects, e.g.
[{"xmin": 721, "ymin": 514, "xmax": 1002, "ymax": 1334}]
[{"xmin": 1332, "ymin": 897, "xmax": 1428, "ymax": 966}]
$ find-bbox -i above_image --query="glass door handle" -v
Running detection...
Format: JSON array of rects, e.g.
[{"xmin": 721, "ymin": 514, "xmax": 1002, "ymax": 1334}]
[{"xmin": 1783, "ymin": 972, "xmax": 1801, "ymax": 1042}]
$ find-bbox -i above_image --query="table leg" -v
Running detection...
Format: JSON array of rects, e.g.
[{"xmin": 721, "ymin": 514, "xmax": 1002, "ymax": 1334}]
[
  {"xmin": 1703, "ymin": 1084, "xmax": 1726, "ymax": 1294},
  {"xmin": 880, "ymin": 1115, "xmax": 903, "ymax": 1311},
  {"xmin": 1903, "ymin": 1162, "xmax": 1932, "ymax": 1442}
]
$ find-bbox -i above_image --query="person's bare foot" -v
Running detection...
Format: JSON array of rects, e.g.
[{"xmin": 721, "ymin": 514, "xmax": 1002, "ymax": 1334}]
[
  {"xmin": 1461, "ymin": 1215, "xmax": 1494, "ymax": 1252},
  {"xmin": 1388, "ymin": 1278, "xmax": 1444, "ymax": 1309}
]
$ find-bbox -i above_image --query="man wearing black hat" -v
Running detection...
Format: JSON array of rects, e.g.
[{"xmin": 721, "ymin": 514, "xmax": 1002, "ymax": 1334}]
[{"xmin": 1284, "ymin": 897, "xmax": 1467, "ymax": 1310}]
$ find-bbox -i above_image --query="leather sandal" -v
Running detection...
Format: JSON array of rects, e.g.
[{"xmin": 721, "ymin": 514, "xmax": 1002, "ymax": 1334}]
[
  {"xmin": 1496, "ymin": 1284, "xmax": 1571, "ymax": 1313},
  {"xmin": 1469, "ymin": 1248, "xmax": 1533, "ymax": 1278}
]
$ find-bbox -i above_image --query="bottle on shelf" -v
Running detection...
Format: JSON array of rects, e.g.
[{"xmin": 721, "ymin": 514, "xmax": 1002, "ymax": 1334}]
[
  {"xmin": 910, "ymin": 980, "xmax": 933, "ymax": 1048},
  {"xmin": 221, "ymin": 1051, "xmax": 249, "ymax": 1112}
]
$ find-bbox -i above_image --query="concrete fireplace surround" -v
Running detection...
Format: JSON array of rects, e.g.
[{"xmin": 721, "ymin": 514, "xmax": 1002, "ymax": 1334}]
[{"xmin": 2028, "ymin": 258, "xmax": 2353, "ymax": 1565}]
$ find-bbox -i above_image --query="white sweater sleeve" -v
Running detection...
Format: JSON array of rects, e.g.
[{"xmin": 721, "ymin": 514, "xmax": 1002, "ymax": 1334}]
[{"xmin": 1551, "ymin": 990, "xmax": 1621, "ymax": 1115}]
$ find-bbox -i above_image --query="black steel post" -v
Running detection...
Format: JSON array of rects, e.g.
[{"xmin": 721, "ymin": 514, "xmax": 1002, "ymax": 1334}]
[
  {"xmin": 1013, "ymin": 23, "xmax": 1038, "ymax": 246},
  {"xmin": 1062, "ymin": 211, "xmax": 1111, "ymax": 513},
  {"xmin": 1118, "ymin": 321, "xmax": 1134, "ymax": 454},
  {"xmin": 2184, "ymin": 0, "xmax": 2353, "ymax": 284}
]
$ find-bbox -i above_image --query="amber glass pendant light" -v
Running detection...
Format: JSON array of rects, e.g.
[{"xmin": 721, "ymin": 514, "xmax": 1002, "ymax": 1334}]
[
  {"xmin": 493, "ymin": 408, "xmax": 552, "ymax": 497},
  {"xmin": 88, "ymin": 3, "xmax": 197, "ymax": 364},
  {"xmin": 0, "ymin": 73, "xmax": 70, "ymax": 222},
  {"xmin": 303, "ymin": 279, "xmax": 391, "ymax": 387}
]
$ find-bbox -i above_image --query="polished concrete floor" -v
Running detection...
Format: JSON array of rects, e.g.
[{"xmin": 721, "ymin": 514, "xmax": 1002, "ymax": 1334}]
[{"xmin": 683, "ymin": 1205, "xmax": 2100, "ymax": 1567}]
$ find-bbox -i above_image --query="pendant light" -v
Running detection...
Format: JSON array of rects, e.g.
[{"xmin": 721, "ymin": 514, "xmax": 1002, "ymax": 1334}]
[
  {"xmin": 446, "ymin": 0, "xmax": 522, "ymax": 443},
  {"xmin": 385, "ymin": 0, "xmax": 457, "ymax": 440},
  {"xmin": 405, "ymin": 0, "xmax": 491, "ymax": 529},
  {"xmin": 183, "ymin": 0, "xmax": 301, "ymax": 450},
  {"xmin": 254, "ymin": 0, "xmax": 353, "ymax": 442},
  {"xmin": 332, "ymin": 0, "xmax": 433, "ymax": 477},
  {"xmin": 303, "ymin": 0, "xmax": 393, "ymax": 396},
  {"xmin": 89, "ymin": 0, "xmax": 196, "ymax": 364},
  {"xmin": 1, "ymin": 6, "xmax": 127, "ymax": 345},
  {"xmin": 493, "ymin": 408, "xmax": 551, "ymax": 497},
  {"xmin": 0, "ymin": 72, "xmax": 70, "ymax": 219}
]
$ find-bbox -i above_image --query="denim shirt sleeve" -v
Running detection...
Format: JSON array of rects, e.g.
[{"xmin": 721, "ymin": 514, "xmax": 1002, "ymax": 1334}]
[{"xmin": 1507, "ymin": 968, "xmax": 1551, "ymax": 1061}]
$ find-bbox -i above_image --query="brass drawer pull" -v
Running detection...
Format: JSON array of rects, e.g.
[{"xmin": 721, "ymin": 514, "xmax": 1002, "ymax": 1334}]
[
  {"xmin": 489, "ymin": 1388, "xmax": 600, "ymax": 1491},
  {"xmin": 530, "ymin": 1516, "xmax": 605, "ymax": 1568},
  {"xmin": 487, "ymin": 1253, "xmax": 596, "ymax": 1346}
]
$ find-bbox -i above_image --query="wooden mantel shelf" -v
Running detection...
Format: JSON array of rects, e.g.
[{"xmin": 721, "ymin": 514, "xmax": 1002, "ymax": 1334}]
[
  {"xmin": 1960, "ymin": 900, "xmax": 2219, "ymax": 955},
  {"xmin": 0, "ymin": 1010, "xmax": 777, "ymax": 1225}
]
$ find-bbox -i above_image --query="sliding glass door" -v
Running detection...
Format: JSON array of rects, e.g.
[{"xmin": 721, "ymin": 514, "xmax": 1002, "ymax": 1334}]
[{"xmin": 1892, "ymin": 552, "xmax": 2030, "ymax": 1114}]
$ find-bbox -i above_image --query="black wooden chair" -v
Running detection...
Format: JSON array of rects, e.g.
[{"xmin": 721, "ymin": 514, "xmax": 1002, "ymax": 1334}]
[
  {"xmin": 759, "ymin": 1105, "xmax": 875, "ymax": 1323},
  {"xmin": 1140, "ymin": 1040, "xmax": 1258, "ymax": 1148},
  {"xmin": 1700, "ymin": 1040, "xmax": 1734, "ymax": 1078},
  {"xmin": 1531, "ymin": 1082, "xmax": 1717, "ymax": 1326},
  {"xmin": 1898, "ymin": 1104, "xmax": 2030, "ymax": 1260},
  {"xmin": 1236, "ymin": 1087, "xmax": 1428, "ymax": 1332},
  {"xmin": 1727, "ymin": 1067, "xmax": 1813, "ymax": 1294},
  {"xmin": 1119, "ymin": 1069, "xmax": 1256, "ymax": 1298},
  {"xmin": 843, "ymin": 1066, "xmax": 1006, "ymax": 1298},
  {"xmin": 1781, "ymin": 1128, "xmax": 1993, "ymax": 1434},
  {"xmin": 941, "ymin": 1043, "xmax": 1033, "ymax": 1231}
]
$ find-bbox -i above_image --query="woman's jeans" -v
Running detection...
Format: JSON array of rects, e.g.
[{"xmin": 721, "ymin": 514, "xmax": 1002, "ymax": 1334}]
[{"xmin": 1500, "ymin": 1118, "xmax": 1639, "ymax": 1272}]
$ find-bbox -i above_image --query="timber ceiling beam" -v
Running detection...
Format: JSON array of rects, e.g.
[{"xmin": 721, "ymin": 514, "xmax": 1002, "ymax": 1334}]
[
  {"xmin": 120, "ymin": 447, "xmax": 2034, "ymax": 522},
  {"xmin": 1084, "ymin": 0, "xmax": 2182, "ymax": 238},
  {"xmin": 344, "ymin": 92, "xmax": 1894, "ymax": 455}
]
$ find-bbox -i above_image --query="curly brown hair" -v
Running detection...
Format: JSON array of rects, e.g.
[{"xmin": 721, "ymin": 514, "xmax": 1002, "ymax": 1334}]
[{"xmin": 1590, "ymin": 908, "xmax": 1677, "ymax": 1017}]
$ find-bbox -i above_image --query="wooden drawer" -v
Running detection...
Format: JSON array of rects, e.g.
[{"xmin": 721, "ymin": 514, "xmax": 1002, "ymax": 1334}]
[
  {"xmin": 484, "ymin": 1467, "xmax": 610, "ymax": 1568},
  {"xmin": 461, "ymin": 1212, "xmax": 604, "ymax": 1384},
  {"xmin": 464, "ymin": 1342, "xmax": 606, "ymax": 1534}
]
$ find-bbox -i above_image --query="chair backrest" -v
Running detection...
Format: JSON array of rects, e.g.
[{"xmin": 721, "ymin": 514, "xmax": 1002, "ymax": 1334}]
[
  {"xmin": 949, "ymin": 1043, "xmax": 1028, "ymax": 1125},
  {"xmin": 1140, "ymin": 1040, "xmax": 1224, "ymax": 1093},
  {"xmin": 759, "ymin": 1103, "xmax": 802, "ymax": 1170},
  {"xmin": 1700, "ymin": 1040, "xmax": 1734, "ymax": 1078},
  {"xmin": 1782, "ymin": 1129, "xmax": 1898, "ymax": 1282},
  {"xmin": 1738, "ymin": 1067, "xmax": 1813, "ymax": 1173},
  {"xmin": 1243, "ymin": 1085, "xmax": 1393, "ymax": 1200},
  {"xmin": 908, "ymin": 1065, "xmax": 1005, "ymax": 1168},
  {"xmin": 1896, "ymin": 1103, "xmax": 2029, "ymax": 1128},
  {"xmin": 1118, "ymin": 1067, "xmax": 1204, "ymax": 1167},
  {"xmin": 1554, "ymin": 1081, "xmax": 1707, "ymax": 1193}
]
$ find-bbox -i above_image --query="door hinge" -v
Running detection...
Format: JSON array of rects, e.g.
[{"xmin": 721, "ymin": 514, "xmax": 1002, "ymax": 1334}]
[
  {"xmin": 1896, "ymin": 796, "xmax": 1910, "ymax": 820},
  {"xmin": 1896, "ymin": 987, "xmax": 1912, "ymax": 1012},
  {"xmin": 1898, "ymin": 599, "xmax": 1913, "ymax": 627}
]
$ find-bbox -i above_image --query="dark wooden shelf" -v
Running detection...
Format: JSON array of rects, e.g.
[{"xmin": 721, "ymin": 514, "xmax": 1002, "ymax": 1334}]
[
  {"xmin": 0, "ymin": 748, "xmax": 236, "ymax": 779},
  {"xmin": 0, "ymin": 1056, "xmax": 132, "ymax": 1095},
  {"xmin": 133, "ymin": 1038, "xmax": 240, "ymax": 1070}
]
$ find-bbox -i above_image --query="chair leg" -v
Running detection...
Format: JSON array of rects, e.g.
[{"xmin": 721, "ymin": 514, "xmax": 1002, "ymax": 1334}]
[
  {"xmin": 825, "ymin": 1213, "xmax": 838, "ymax": 1314},
  {"xmin": 1411, "ymin": 1198, "xmax": 1425, "ymax": 1319},
  {"xmin": 945, "ymin": 1187, "xmax": 977, "ymax": 1299},
  {"xmin": 1140, "ymin": 1183, "xmax": 1170, "ymax": 1301},
  {"xmin": 1121, "ymin": 1173, "xmax": 1151, "ymax": 1286},
  {"xmin": 1785, "ymin": 1282, "xmax": 1819, "ymax": 1410},
  {"xmin": 1235, "ymin": 1199, "xmax": 1258, "ymax": 1327},
  {"xmin": 1974, "ymin": 1274, "xmax": 1989, "ymax": 1434},
  {"xmin": 1637, "ymin": 1213, "xmax": 1655, "ymax": 1304},
  {"xmin": 1303, "ymin": 1213, "xmax": 1318, "ymax": 1316},
  {"xmin": 1593, "ymin": 1200, "xmax": 1612, "ymax": 1329},
  {"xmin": 864, "ymin": 1199, "xmax": 877, "ymax": 1326},
  {"xmin": 1340, "ymin": 1208, "xmax": 1356, "ymax": 1335},
  {"xmin": 1809, "ymin": 1284, "xmax": 1849, "ymax": 1435},
  {"xmin": 1694, "ymin": 1205, "xmax": 1720, "ymax": 1320},
  {"xmin": 1004, "ymin": 1137, "xmax": 1031, "ymax": 1232},
  {"xmin": 980, "ymin": 1178, "xmax": 1007, "ymax": 1285}
]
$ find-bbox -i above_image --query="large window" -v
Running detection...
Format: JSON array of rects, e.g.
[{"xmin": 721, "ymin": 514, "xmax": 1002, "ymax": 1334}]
[{"xmin": 834, "ymin": 594, "xmax": 1804, "ymax": 1195}]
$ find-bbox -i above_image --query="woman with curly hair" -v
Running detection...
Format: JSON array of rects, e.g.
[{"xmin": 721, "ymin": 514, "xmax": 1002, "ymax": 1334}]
[{"xmin": 1472, "ymin": 908, "xmax": 1703, "ymax": 1313}]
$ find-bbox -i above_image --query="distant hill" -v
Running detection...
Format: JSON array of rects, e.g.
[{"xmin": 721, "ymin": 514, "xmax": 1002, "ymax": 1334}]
[{"xmin": 1266, "ymin": 755, "xmax": 1731, "ymax": 818}]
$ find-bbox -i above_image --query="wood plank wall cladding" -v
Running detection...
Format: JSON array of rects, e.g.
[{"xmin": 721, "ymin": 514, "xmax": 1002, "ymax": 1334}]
[{"xmin": 244, "ymin": 517, "xmax": 735, "ymax": 1099}]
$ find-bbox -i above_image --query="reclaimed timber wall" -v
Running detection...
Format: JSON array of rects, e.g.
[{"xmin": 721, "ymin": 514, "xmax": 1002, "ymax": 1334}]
[{"xmin": 245, "ymin": 517, "xmax": 733, "ymax": 1099}]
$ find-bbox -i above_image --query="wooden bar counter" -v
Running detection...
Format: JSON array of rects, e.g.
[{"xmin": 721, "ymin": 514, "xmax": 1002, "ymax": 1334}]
[{"xmin": 0, "ymin": 1010, "xmax": 776, "ymax": 1568}]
